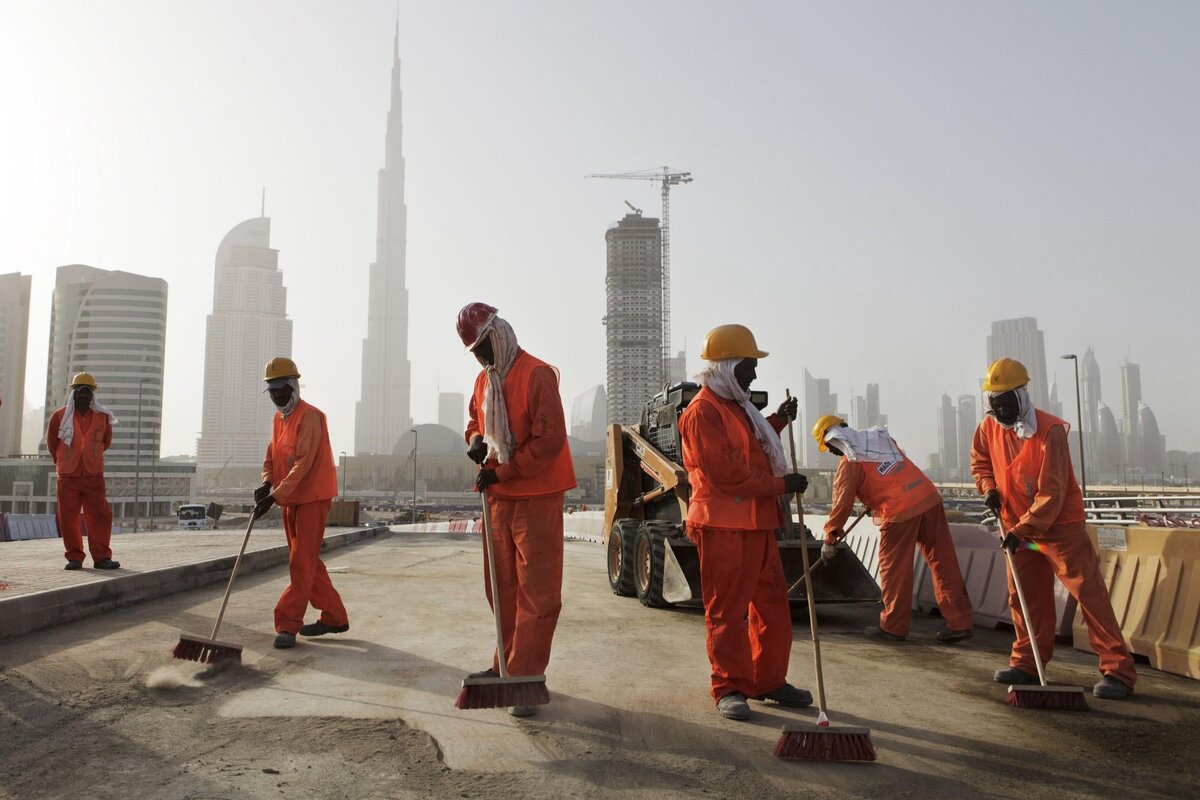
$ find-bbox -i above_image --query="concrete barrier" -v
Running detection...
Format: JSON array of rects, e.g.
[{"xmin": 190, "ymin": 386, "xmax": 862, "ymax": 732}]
[{"xmin": 0, "ymin": 514, "xmax": 59, "ymax": 542}]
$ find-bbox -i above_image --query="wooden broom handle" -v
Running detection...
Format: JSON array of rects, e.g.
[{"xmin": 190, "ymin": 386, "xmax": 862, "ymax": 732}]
[
  {"xmin": 480, "ymin": 487, "xmax": 508, "ymax": 680},
  {"xmin": 210, "ymin": 513, "xmax": 256, "ymax": 640}
]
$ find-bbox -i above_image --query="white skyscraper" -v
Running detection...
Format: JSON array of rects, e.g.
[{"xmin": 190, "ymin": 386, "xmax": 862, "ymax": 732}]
[
  {"xmin": 356, "ymin": 23, "xmax": 413, "ymax": 454},
  {"xmin": 571, "ymin": 384, "xmax": 608, "ymax": 442},
  {"xmin": 937, "ymin": 394, "xmax": 958, "ymax": 477},
  {"xmin": 438, "ymin": 392, "xmax": 465, "ymax": 434},
  {"xmin": 956, "ymin": 394, "xmax": 978, "ymax": 482},
  {"xmin": 0, "ymin": 273, "xmax": 32, "ymax": 456},
  {"xmin": 605, "ymin": 211, "xmax": 663, "ymax": 426},
  {"xmin": 986, "ymin": 317, "xmax": 1050, "ymax": 410},
  {"xmin": 1080, "ymin": 348, "xmax": 1101, "ymax": 476},
  {"xmin": 197, "ymin": 217, "xmax": 292, "ymax": 473}
]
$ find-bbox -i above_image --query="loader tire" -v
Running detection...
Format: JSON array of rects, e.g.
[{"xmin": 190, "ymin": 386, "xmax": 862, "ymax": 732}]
[
  {"xmin": 635, "ymin": 524, "xmax": 669, "ymax": 608},
  {"xmin": 608, "ymin": 519, "xmax": 639, "ymax": 596}
]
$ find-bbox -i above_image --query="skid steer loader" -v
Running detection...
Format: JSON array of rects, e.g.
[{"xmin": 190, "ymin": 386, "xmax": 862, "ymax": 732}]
[{"xmin": 603, "ymin": 382, "xmax": 880, "ymax": 611}]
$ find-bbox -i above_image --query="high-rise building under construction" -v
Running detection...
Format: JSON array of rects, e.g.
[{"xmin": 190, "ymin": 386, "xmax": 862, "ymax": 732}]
[{"xmin": 605, "ymin": 211, "xmax": 663, "ymax": 426}]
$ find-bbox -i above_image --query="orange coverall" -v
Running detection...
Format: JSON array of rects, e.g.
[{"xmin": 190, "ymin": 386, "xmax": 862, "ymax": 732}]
[
  {"xmin": 826, "ymin": 457, "xmax": 973, "ymax": 637},
  {"xmin": 679, "ymin": 388, "xmax": 793, "ymax": 702},
  {"xmin": 263, "ymin": 399, "xmax": 348, "ymax": 636},
  {"xmin": 47, "ymin": 407, "xmax": 114, "ymax": 564},
  {"xmin": 972, "ymin": 415, "xmax": 1136, "ymax": 686},
  {"xmin": 466, "ymin": 351, "xmax": 576, "ymax": 676}
]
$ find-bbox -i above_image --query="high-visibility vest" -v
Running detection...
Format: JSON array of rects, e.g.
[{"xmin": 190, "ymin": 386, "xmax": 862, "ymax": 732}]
[
  {"xmin": 471, "ymin": 351, "xmax": 576, "ymax": 499},
  {"xmin": 267, "ymin": 400, "xmax": 338, "ymax": 506},
  {"xmin": 980, "ymin": 410, "xmax": 1084, "ymax": 529},
  {"xmin": 844, "ymin": 445, "xmax": 940, "ymax": 525},
  {"xmin": 682, "ymin": 388, "xmax": 780, "ymax": 531},
  {"xmin": 50, "ymin": 408, "xmax": 109, "ymax": 477}
]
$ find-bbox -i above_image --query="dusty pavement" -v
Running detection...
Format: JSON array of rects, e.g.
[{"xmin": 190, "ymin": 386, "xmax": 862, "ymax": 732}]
[{"xmin": 1, "ymin": 530, "xmax": 1198, "ymax": 800}]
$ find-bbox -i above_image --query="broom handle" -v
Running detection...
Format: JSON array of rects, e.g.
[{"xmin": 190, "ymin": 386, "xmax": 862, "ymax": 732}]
[
  {"xmin": 784, "ymin": 389, "xmax": 826, "ymax": 714},
  {"xmin": 209, "ymin": 513, "xmax": 257, "ymax": 640},
  {"xmin": 785, "ymin": 509, "xmax": 867, "ymax": 596},
  {"xmin": 1000, "ymin": 520, "xmax": 1048, "ymax": 687},
  {"xmin": 481, "ymin": 487, "xmax": 509, "ymax": 680}
]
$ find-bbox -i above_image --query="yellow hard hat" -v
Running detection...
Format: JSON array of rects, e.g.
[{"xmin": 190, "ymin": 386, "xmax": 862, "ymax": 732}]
[
  {"xmin": 699, "ymin": 324, "xmax": 768, "ymax": 361},
  {"xmin": 70, "ymin": 372, "xmax": 98, "ymax": 389},
  {"xmin": 982, "ymin": 358, "xmax": 1030, "ymax": 393},
  {"xmin": 263, "ymin": 357, "xmax": 300, "ymax": 382},
  {"xmin": 812, "ymin": 414, "xmax": 846, "ymax": 452}
]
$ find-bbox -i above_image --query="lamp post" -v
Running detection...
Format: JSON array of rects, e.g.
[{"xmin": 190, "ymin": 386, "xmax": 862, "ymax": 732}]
[
  {"xmin": 1060, "ymin": 354, "xmax": 1087, "ymax": 502},
  {"xmin": 149, "ymin": 419, "xmax": 156, "ymax": 531},
  {"xmin": 410, "ymin": 428, "xmax": 419, "ymax": 524},
  {"xmin": 340, "ymin": 451, "xmax": 347, "ymax": 500},
  {"xmin": 134, "ymin": 377, "xmax": 151, "ymax": 532}
]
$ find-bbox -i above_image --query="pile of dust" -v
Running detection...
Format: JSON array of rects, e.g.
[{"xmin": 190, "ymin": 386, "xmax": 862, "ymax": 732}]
[{"xmin": 145, "ymin": 665, "xmax": 205, "ymax": 690}]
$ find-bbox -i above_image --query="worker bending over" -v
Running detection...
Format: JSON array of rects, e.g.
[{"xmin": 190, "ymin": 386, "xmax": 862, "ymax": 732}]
[
  {"xmin": 678, "ymin": 324, "xmax": 813, "ymax": 721},
  {"xmin": 814, "ymin": 416, "xmax": 974, "ymax": 642},
  {"xmin": 971, "ymin": 358, "xmax": 1135, "ymax": 699},
  {"xmin": 254, "ymin": 358, "xmax": 349, "ymax": 650},
  {"xmin": 459, "ymin": 303, "xmax": 575, "ymax": 718}
]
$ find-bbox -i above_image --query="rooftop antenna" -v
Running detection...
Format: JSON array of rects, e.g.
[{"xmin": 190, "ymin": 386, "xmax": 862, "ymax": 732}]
[{"xmin": 261, "ymin": 186, "xmax": 266, "ymax": 217}]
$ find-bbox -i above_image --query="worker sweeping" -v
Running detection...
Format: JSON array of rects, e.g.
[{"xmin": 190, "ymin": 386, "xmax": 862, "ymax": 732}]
[
  {"xmin": 678, "ymin": 324, "xmax": 813, "ymax": 721},
  {"xmin": 254, "ymin": 357, "xmax": 349, "ymax": 650},
  {"xmin": 47, "ymin": 372, "xmax": 120, "ymax": 571},
  {"xmin": 971, "ymin": 358, "xmax": 1136, "ymax": 699},
  {"xmin": 814, "ymin": 416, "xmax": 974, "ymax": 643},
  {"xmin": 459, "ymin": 302, "xmax": 575, "ymax": 717}
]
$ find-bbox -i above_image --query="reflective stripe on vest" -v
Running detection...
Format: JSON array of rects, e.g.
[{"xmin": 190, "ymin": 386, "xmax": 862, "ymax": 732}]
[
  {"xmin": 848, "ymin": 447, "xmax": 939, "ymax": 525},
  {"xmin": 982, "ymin": 410, "xmax": 1085, "ymax": 528},
  {"xmin": 472, "ymin": 351, "xmax": 576, "ymax": 499},
  {"xmin": 55, "ymin": 410, "xmax": 108, "ymax": 477},
  {"xmin": 682, "ymin": 389, "xmax": 768, "ymax": 531},
  {"xmin": 270, "ymin": 400, "xmax": 339, "ymax": 505}
]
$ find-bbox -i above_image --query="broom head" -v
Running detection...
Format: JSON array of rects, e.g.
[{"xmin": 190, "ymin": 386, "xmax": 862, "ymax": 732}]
[
  {"xmin": 172, "ymin": 632, "xmax": 243, "ymax": 664},
  {"xmin": 1006, "ymin": 684, "xmax": 1088, "ymax": 710},
  {"xmin": 454, "ymin": 674, "xmax": 550, "ymax": 710},
  {"xmin": 774, "ymin": 723, "xmax": 877, "ymax": 761}
]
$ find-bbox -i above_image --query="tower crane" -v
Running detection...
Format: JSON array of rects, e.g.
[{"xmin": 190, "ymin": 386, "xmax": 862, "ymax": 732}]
[{"xmin": 587, "ymin": 166, "xmax": 693, "ymax": 379}]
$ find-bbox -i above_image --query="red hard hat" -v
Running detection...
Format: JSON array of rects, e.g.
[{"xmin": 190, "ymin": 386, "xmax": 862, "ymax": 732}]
[{"xmin": 456, "ymin": 302, "xmax": 498, "ymax": 350}]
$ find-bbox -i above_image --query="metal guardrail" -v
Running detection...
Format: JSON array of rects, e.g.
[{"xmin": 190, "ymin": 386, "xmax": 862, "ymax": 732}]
[{"xmin": 1085, "ymin": 495, "xmax": 1200, "ymax": 528}]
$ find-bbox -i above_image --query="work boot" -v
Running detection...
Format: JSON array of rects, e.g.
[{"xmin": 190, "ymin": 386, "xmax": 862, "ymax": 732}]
[
  {"xmin": 468, "ymin": 667, "xmax": 499, "ymax": 679},
  {"xmin": 273, "ymin": 632, "xmax": 297, "ymax": 649},
  {"xmin": 299, "ymin": 621, "xmax": 350, "ymax": 637},
  {"xmin": 935, "ymin": 626, "xmax": 974, "ymax": 644},
  {"xmin": 1093, "ymin": 674, "xmax": 1133, "ymax": 699},
  {"xmin": 64, "ymin": 560, "xmax": 83, "ymax": 571},
  {"xmin": 993, "ymin": 666, "xmax": 1038, "ymax": 685},
  {"xmin": 865, "ymin": 625, "xmax": 906, "ymax": 641},
  {"xmin": 509, "ymin": 706, "xmax": 537, "ymax": 718},
  {"xmin": 752, "ymin": 683, "xmax": 813, "ymax": 708},
  {"xmin": 93, "ymin": 558, "xmax": 120, "ymax": 570},
  {"xmin": 716, "ymin": 692, "xmax": 750, "ymax": 721}
]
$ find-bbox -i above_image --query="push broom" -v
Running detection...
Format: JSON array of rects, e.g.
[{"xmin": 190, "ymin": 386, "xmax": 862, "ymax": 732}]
[
  {"xmin": 998, "ymin": 518, "xmax": 1088, "ymax": 711},
  {"xmin": 455, "ymin": 487, "xmax": 550, "ymax": 710},
  {"xmin": 775, "ymin": 390, "xmax": 876, "ymax": 762},
  {"xmin": 173, "ymin": 514, "xmax": 258, "ymax": 664},
  {"xmin": 785, "ymin": 508, "xmax": 868, "ymax": 597}
]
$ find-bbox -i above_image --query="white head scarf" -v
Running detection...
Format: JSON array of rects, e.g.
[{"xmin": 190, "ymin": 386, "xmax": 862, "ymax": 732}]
[
  {"xmin": 695, "ymin": 358, "xmax": 788, "ymax": 477},
  {"xmin": 269, "ymin": 377, "xmax": 301, "ymax": 417},
  {"xmin": 824, "ymin": 424, "xmax": 904, "ymax": 464},
  {"xmin": 988, "ymin": 386, "xmax": 1038, "ymax": 440},
  {"xmin": 478, "ymin": 315, "xmax": 519, "ymax": 464},
  {"xmin": 58, "ymin": 387, "xmax": 119, "ymax": 448}
]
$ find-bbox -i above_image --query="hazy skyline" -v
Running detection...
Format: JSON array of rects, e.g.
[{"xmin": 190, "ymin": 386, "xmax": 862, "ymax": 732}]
[{"xmin": 3, "ymin": 1, "xmax": 1198, "ymax": 465}]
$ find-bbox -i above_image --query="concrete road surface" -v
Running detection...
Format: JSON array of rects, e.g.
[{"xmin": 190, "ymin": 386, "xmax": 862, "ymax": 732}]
[{"xmin": 1, "ymin": 530, "xmax": 1198, "ymax": 800}]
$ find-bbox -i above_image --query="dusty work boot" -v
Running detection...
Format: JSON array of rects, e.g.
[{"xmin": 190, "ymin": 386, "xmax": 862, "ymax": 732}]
[
  {"xmin": 1093, "ymin": 674, "xmax": 1133, "ymax": 699},
  {"xmin": 509, "ymin": 706, "xmax": 537, "ymax": 718},
  {"xmin": 993, "ymin": 666, "xmax": 1038, "ymax": 685},
  {"xmin": 752, "ymin": 683, "xmax": 813, "ymax": 708},
  {"xmin": 865, "ymin": 625, "xmax": 906, "ymax": 641},
  {"xmin": 64, "ymin": 560, "xmax": 83, "ymax": 570},
  {"xmin": 468, "ymin": 667, "xmax": 499, "ymax": 679},
  {"xmin": 299, "ymin": 621, "xmax": 350, "ymax": 637},
  {"xmin": 716, "ymin": 692, "xmax": 750, "ymax": 721},
  {"xmin": 935, "ymin": 626, "xmax": 974, "ymax": 644},
  {"xmin": 93, "ymin": 558, "xmax": 121, "ymax": 570},
  {"xmin": 273, "ymin": 632, "xmax": 297, "ymax": 649}
]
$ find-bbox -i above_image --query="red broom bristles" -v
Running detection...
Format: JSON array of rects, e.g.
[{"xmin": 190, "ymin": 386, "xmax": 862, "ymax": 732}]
[
  {"xmin": 454, "ymin": 677, "xmax": 550, "ymax": 710},
  {"xmin": 774, "ymin": 727, "xmax": 877, "ymax": 761},
  {"xmin": 172, "ymin": 635, "xmax": 242, "ymax": 665},
  {"xmin": 1006, "ymin": 686, "xmax": 1088, "ymax": 711}
]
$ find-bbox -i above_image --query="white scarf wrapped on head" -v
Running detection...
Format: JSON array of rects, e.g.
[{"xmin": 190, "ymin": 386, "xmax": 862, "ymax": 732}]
[
  {"xmin": 988, "ymin": 386, "xmax": 1038, "ymax": 440},
  {"xmin": 479, "ymin": 316, "xmax": 519, "ymax": 464},
  {"xmin": 824, "ymin": 424, "xmax": 904, "ymax": 464},
  {"xmin": 695, "ymin": 358, "xmax": 788, "ymax": 476},
  {"xmin": 58, "ymin": 388, "xmax": 119, "ymax": 448}
]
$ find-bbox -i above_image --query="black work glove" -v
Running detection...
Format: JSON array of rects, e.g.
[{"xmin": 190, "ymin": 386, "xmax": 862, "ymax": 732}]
[
  {"xmin": 467, "ymin": 435, "xmax": 488, "ymax": 465},
  {"xmin": 783, "ymin": 473, "xmax": 808, "ymax": 495},
  {"xmin": 983, "ymin": 489, "xmax": 1002, "ymax": 515},
  {"xmin": 475, "ymin": 469, "xmax": 500, "ymax": 491},
  {"xmin": 254, "ymin": 480, "xmax": 272, "ymax": 504},
  {"xmin": 253, "ymin": 494, "xmax": 276, "ymax": 520},
  {"xmin": 776, "ymin": 396, "xmax": 798, "ymax": 421},
  {"xmin": 1000, "ymin": 531, "xmax": 1021, "ymax": 552}
]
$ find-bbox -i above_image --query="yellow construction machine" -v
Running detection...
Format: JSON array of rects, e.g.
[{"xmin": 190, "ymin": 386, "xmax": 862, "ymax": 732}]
[{"xmin": 604, "ymin": 383, "xmax": 880, "ymax": 609}]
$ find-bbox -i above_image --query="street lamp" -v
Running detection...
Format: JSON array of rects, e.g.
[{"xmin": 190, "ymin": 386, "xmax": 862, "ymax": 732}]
[
  {"xmin": 410, "ymin": 428, "xmax": 419, "ymax": 524},
  {"xmin": 340, "ymin": 451, "xmax": 347, "ymax": 500},
  {"xmin": 134, "ymin": 377, "xmax": 151, "ymax": 532},
  {"xmin": 1060, "ymin": 355, "xmax": 1087, "ymax": 502}
]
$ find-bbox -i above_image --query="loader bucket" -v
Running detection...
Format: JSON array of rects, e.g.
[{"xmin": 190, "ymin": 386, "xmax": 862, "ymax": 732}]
[{"xmin": 778, "ymin": 540, "xmax": 881, "ymax": 604}]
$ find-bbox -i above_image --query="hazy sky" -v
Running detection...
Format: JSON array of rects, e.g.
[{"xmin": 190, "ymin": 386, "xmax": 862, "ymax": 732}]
[{"xmin": 3, "ymin": 1, "xmax": 1198, "ymax": 463}]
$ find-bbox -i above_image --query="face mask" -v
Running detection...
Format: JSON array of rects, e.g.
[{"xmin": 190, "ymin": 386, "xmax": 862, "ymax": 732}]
[{"xmin": 989, "ymin": 390, "xmax": 1020, "ymax": 426}]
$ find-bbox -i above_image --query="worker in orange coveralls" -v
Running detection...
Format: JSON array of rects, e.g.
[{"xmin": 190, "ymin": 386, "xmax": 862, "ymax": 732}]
[
  {"xmin": 458, "ymin": 303, "xmax": 576, "ymax": 718},
  {"xmin": 47, "ymin": 372, "xmax": 120, "ymax": 571},
  {"xmin": 678, "ymin": 324, "xmax": 813, "ymax": 721},
  {"xmin": 253, "ymin": 357, "xmax": 349, "ymax": 650},
  {"xmin": 814, "ymin": 416, "xmax": 974, "ymax": 643},
  {"xmin": 972, "ymin": 357, "xmax": 1136, "ymax": 699}
]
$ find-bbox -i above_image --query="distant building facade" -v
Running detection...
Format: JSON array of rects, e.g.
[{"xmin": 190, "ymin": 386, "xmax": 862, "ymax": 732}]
[
  {"xmin": 605, "ymin": 211, "xmax": 663, "ymax": 426},
  {"xmin": 955, "ymin": 394, "xmax": 978, "ymax": 483},
  {"xmin": 803, "ymin": 369, "xmax": 840, "ymax": 469},
  {"xmin": 0, "ymin": 273, "xmax": 31, "ymax": 456},
  {"xmin": 438, "ymin": 392, "xmax": 465, "ymax": 434},
  {"xmin": 937, "ymin": 394, "xmax": 958, "ymax": 479},
  {"xmin": 571, "ymin": 384, "xmax": 607, "ymax": 442},
  {"xmin": 987, "ymin": 317, "xmax": 1049, "ymax": 410}
]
